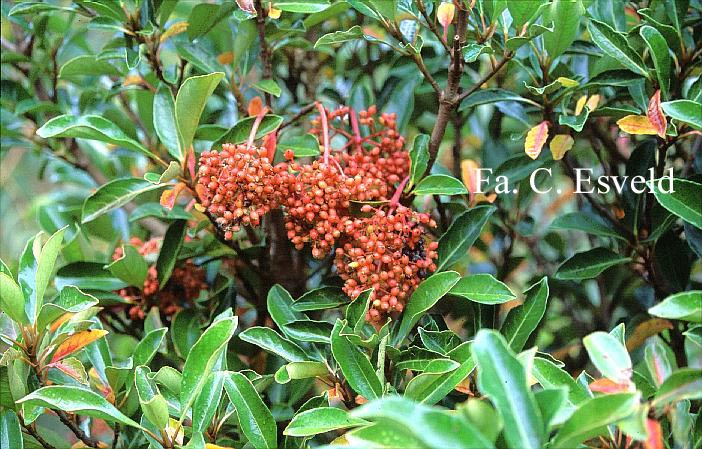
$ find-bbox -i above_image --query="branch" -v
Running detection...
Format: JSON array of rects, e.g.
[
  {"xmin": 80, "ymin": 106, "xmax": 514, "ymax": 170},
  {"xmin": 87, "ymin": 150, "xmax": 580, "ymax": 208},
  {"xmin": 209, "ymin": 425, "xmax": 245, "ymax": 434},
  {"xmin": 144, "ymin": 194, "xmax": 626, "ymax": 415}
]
[
  {"xmin": 455, "ymin": 52, "xmax": 513, "ymax": 104},
  {"xmin": 254, "ymin": 0, "xmax": 273, "ymax": 106},
  {"xmin": 280, "ymin": 103, "xmax": 317, "ymax": 130},
  {"xmin": 22, "ymin": 423, "xmax": 58, "ymax": 449},
  {"xmin": 56, "ymin": 410, "xmax": 101, "ymax": 448}
]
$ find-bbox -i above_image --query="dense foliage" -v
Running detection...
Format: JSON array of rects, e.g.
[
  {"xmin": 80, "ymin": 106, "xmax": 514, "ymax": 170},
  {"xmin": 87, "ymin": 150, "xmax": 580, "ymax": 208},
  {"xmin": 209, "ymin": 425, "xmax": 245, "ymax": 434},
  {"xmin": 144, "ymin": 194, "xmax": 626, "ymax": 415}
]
[{"xmin": 1, "ymin": 0, "xmax": 701, "ymax": 448}]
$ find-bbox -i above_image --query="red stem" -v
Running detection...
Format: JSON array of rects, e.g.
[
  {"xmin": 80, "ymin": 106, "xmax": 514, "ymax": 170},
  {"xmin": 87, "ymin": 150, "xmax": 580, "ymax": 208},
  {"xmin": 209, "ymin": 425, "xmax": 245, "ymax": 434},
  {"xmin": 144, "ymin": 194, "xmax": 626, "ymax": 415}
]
[
  {"xmin": 315, "ymin": 102, "xmax": 331, "ymax": 164},
  {"xmin": 246, "ymin": 106, "xmax": 270, "ymax": 149},
  {"xmin": 349, "ymin": 107, "xmax": 362, "ymax": 152},
  {"xmin": 390, "ymin": 175, "xmax": 410, "ymax": 209}
]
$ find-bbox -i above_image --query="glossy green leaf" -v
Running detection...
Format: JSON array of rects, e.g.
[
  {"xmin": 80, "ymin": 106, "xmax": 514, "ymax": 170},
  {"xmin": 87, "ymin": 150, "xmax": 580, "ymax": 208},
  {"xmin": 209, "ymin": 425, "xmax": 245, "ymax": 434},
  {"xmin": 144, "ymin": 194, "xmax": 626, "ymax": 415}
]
[
  {"xmin": 649, "ymin": 291, "xmax": 702, "ymax": 323},
  {"xmin": 587, "ymin": 19, "xmax": 648, "ymax": 77},
  {"xmin": 412, "ymin": 174, "xmax": 468, "ymax": 196},
  {"xmin": 277, "ymin": 134, "xmax": 320, "ymax": 158},
  {"xmin": 393, "ymin": 271, "xmax": 460, "ymax": 345},
  {"xmin": 472, "ymin": 330, "xmax": 544, "ymax": 449},
  {"xmin": 254, "ymin": 79, "xmax": 282, "ymax": 97},
  {"xmin": 651, "ymin": 179, "xmax": 702, "ymax": 230},
  {"xmin": 156, "ymin": 220, "xmax": 187, "ymax": 288},
  {"xmin": 82, "ymin": 178, "xmax": 168, "ymax": 223},
  {"xmin": 652, "ymin": 368, "xmax": 702, "ymax": 407},
  {"xmin": 404, "ymin": 351, "xmax": 475, "ymax": 405},
  {"xmin": 284, "ymin": 407, "xmax": 367, "ymax": 436},
  {"xmin": 549, "ymin": 212, "xmax": 626, "ymax": 240},
  {"xmin": 315, "ymin": 25, "xmax": 363, "ymax": 48},
  {"xmin": 192, "ymin": 371, "xmax": 225, "ymax": 432},
  {"xmin": 153, "ymin": 83, "xmax": 183, "ymax": 161},
  {"xmin": 37, "ymin": 115, "xmax": 153, "ymax": 158},
  {"xmin": 275, "ymin": 0, "xmax": 330, "ymax": 13},
  {"xmin": 532, "ymin": 357, "xmax": 590, "ymax": 406},
  {"xmin": 331, "ymin": 320, "xmax": 383, "ymax": 400},
  {"xmin": 17, "ymin": 386, "xmax": 142, "ymax": 428},
  {"xmin": 135, "ymin": 366, "xmax": 169, "ymax": 429},
  {"xmin": 501, "ymin": 278, "xmax": 549, "ymax": 352},
  {"xmin": 552, "ymin": 393, "xmax": 639, "ymax": 448},
  {"xmin": 37, "ymin": 286, "xmax": 98, "ymax": 330},
  {"xmin": 224, "ymin": 371, "xmax": 277, "ymax": 449},
  {"xmin": 554, "ymin": 247, "xmax": 631, "ymax": 280},
  {"xmin": 283, "ymin": 320, "xmax": 333, "ymax": 344},
  {"xmin": 558, "ymin": 106, "xmax": 590, "ymax": 132},
  {"xmin": 0, "ymin": 410, "xmax": 22, "ymax": 449},
  {"xmin": 106, "ymin": 244, "xmax": 148, "ymax": 287},
  {"xmin": 583, "ymin": 331, "xmax": 632, "ymax": 383},
  {"xmin": 0, "ymin": 272, "xmax": 28, "ymax": 325},
  {"xmin": 459, "ymin": 89, "xmax": 535, "ymax": 111},
  {"xmin": 175, "ymin": 73, "xmax": 224, "ymax": 150},
  {"xmin": 239, "ymin": 327, "xmax": 307, "ymax": 362},
  {"xmin": 436, "ymin": 206, "xmax": 495, "ymax": 271},
  {"xmin": 268, "ymin": 284, "xmax": 308, "ymax": 337},
  {"xmin": 214, "ymin": 115, "xmax": 283, "ymax": 149},
  {"xmin": 292, "ymin": 287, "xmax": 348, "ymax": 311},
  {"xmin": 59, "ymin": 55, "xmax": 122, "ymax": 78},
  {"xmin": 449, "ymin": 274, "xmax": 516, "ymax": 305},
  {"xmin": 640, "ymin": 26, "xmax": 671, "ymax": 97},
  {"xmin": 180, "ymin": 317, "xmax": 237, "ymax": 416},
  {"xmin": 543, "ymin": 0, "xmax": 583, "ymax": 58},
  {"xmin": 408, "ymin": 134, "xmax": 429, "ymax": 188},
  {"xmin": 275, "ymin": 361, "xmax": 329, "ymax": 384},
  {"xmin": 661, "ymin": 100, "xmax": 702, "ymax": 130}
]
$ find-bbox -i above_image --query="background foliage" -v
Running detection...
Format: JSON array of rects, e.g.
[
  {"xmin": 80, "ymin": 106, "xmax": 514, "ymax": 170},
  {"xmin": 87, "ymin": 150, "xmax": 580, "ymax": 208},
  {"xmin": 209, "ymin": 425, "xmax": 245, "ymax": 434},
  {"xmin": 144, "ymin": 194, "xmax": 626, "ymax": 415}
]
[{"xmin": 1, "ymin": 0, "xmax": 701, "ymax": 448}]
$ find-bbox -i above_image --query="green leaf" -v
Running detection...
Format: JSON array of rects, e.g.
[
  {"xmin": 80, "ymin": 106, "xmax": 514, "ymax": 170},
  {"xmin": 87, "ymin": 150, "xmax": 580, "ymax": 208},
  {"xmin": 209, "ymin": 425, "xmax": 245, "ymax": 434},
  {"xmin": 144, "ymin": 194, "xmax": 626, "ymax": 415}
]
[
  {"xmin": 153, "ymin": 84, "xmax": 183, "ymax": 161},
  {"xmin": 331, "ymin": 319, "xmax": 383, "ymax": 400},
  {"xmin": 0, "ymin": 410, "xmax": 22, "ymax": 449},
  {"xmin": 314, "ymin": 25, "xmax": 364, "ymax": 48},
  {"xmin": 583, "ymin": 331, "xmax": 632, "ymax": 383},
  {"xmin": 550, "ymin": 212, "xmax": 626, "ymax": 240},
  {"xmin": 651, "ymin": 368, "xmax": 702, "ymax": 407},
  {"xmin": 652, "ymin": 178, "xmax": 702, "ymax": 229},
  {"xmin": 133, "ymin": 327, "xmax": 168, "ymax": 367},
  {"xmin": 649, "ymin": 291, "xmax": 702, "ymax": 323},
  {"xmin": 436, "ymin": 205, "xmax": 496, "ymax": 271},
  {"xmin": 0, "ymin": 272, "xmax": 28, "ymax": 325},
  {"xmin": 156, "ymin": 220, "xmax": 187, "ymax": 288},
  {"xmin": 543, "ymin": 0, "xmax": 583, "ymax": 58},
  {"xmin": 59, "ymin": 55, "xmax": 122, "ymax": 79},
  {"xmin": 352, "ymin": 396, "xmax": 495, "ymax": 448},
  {"xmin": 500, "ymin": 277, "xmax": 549, "ymax": 352},
  {"xmin": 267, "ymin": 285, "xmax": 308, "ymax": 338},
  {"xmin": 223, "ymin": 371, "xmax": 277, "ymax": 449},
  {"xmin": 37, "ymin": 286, "xmax": 98, "ymax": 330},
  {"xmin": 472, "ymin": 330, "xmax": 544, "ymax": 449},
  {"xmin": 239, "ymin": 327, "xmax": 308, "ymax": 362},
  {"xmin": 135, "ymin": 366, "xmax": 169, "ymax": 429},
  {"xmin": 277, "ymin": 134, "xmax": 320, "ymax": 158},
  {"xmin": 254, "ymin": 79, "xmax": 282, "ymax": 97},
  {"xmin": 554, "ymin": 247, "xmax": 631, "ymax": 280},
  {"xmin": 408, "ymin": 134, "xmax": 429, "ymax": 189},
  {"xmin": 404, "ymin": 351, "xmax": 476, "ymax": 405},
  {"xmin": 459, "ymin": 89, "xmax": 536, "ymax": 112},
  {"xmin": 462, "ymin": 43, "xmax": 493, "ymax": 62},
  {"xmin": 292, "ymin": 287, "xmax": 349, "ymax": 311},
  {"xmin": 175, "ymin": 73, "xmax": 224, "ymax": 150},
  {"xmin": 532, "ymin": 357, "xmax": 590, "ymax": 406},
  {"xmin": 274, "ymin": 361, "xmax": 328, "ymax": 384},
  {"xmin": 17, "ymin": 386, "xmax": 142, "ymax": 428},
  {"xmin": 37, "ymin": 115, "xmax": 154, "ymax": 158},
  {"xmin": 412, "ymin": 174, "xmax": 468, "ymax": 196},
  {"xmin": 449, "ymin": 274, "xmax": 516, "ymax": 304},
  {"xmin": 214, "ymin": 115, "xmax": 283, "ymax": 149},
  {"xmin": 275, "ymin": 0, "xmax": 330, "ymax": 13},
  {"xmin": 180, "ymin": 317, "xmax": 237, "ymax": 416},
  {"xmin": 587, "ymin": 19, "xmax": 649, "ymax": 77},
  {"xmin": 284, "ymin": 407, "xmax": 368, "ymax": 436},
  {"xmin": 507, "ymin": 1, "xmax": 541, "ymax": 27},
  {"xmin": 661, "ymin": 100, "xmax": 702, "ymax": 130},
  {"xmin": 558, "ymin": 106, "xmax": 590, "ymax": 132},
  {"xmin": 106, "ymin": 244, "xmax": 148, "ymax": 287},
  {"xmin": 393, "ymin": 271, "xmax": 460, "ymax": 345},
  {"xmin": 283, "ymin": 320, "xmax": 333, "ymax": 344},
  {"xmin": 640, "ymin": 26, "xmax": 671, "ymax": 97},
  {"xmin": 9, "ymin": 2, "xmax": 77, "ymax": 15},
  {"xmin": 535, "ymin": 387, "xmax": 567, "ymax": 429},
  {"xmin": 82, "ymin": 178, "xmax": 168, "ymax": 223},
  {"xmin": 193, "ymin": 371, "xmax": 225, "ymax": 433},
  {"xmin": 55, "ymin": 262, "xmax": 127, "ymax": 291},
  {"xmin": 551, "ymin": 393, "xmax": 639, "ymax": 448}
]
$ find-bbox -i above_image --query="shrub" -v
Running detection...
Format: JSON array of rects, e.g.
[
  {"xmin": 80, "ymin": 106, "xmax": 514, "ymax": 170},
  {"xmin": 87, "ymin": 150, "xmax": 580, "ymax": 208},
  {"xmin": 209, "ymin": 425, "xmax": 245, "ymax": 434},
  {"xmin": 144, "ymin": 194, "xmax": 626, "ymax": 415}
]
[{"xmin": 0, "ymin": 1, "xmax": 701, "ymax": 449}]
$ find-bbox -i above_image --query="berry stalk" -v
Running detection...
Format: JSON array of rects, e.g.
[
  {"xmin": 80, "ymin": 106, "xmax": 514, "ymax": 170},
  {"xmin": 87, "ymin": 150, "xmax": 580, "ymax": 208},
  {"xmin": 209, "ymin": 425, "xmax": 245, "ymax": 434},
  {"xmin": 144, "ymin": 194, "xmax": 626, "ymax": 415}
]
[
  {"xmin": 246, "ymin": 106, "xmax": 270, "ymax": 150},
  {"xmin": 315, "ymin": 102, "xmax": 331, "ymax": 164}
]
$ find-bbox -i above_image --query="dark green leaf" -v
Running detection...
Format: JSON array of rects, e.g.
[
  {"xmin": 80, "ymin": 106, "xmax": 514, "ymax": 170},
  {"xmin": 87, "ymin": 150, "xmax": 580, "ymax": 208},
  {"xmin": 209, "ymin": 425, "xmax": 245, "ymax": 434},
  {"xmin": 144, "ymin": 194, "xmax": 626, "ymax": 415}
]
[
  {"xmin": 554, "ymin": 247, "xmax": 631, "ymax": 280},
  {"xmin": 153, "ymin": 84, "xmax": 183, "ymax": 161},
  {"xmin": 82, "ymin": 178, "xmax": 168, "ymax": 223},
  {"xmin": 501, "ymin": 278, "xmax": 549, "ymax": 352},
  {"xmin": 436, "ymin": 206, "xmax": 496, "ymax": 271},
  {"xmin": 156, "ymin": 220, "xmax": 187, "ymax": 288},
  {"xmin": 449, "ymin": 274, "xmax": 516, "ymax": 305},
  {"xmin": 284, "ymin": 407, "xmax": 368, "ymax": 436},
  {"xmin": 649, "ymin": 291, "xmax": 702, "ymax": 323},
  {"xmin": 661, "ymin": 100, "xmax": 702, "ymax": 130},
  {"xmin": 214, "ymin": 115, "xmax": 283, "ymax": 149},
  {"xmin": 331, "ymin": 320, "xmax": 383, "ymax": 400},
  {"xmin": 652, "ymin": 178, "xmax": 702, "ymax": 229},
  {"xmin": 239, "ymin": 327, "xmax": 308, "ymax": 362},
  {"xmin": 587, "ymin": 19, "xmax": 648, "ymax": 77},
  {"xmin": 176, "ymin": 73, "xmax": 225, "ymax": 150},
  {"xmin": 224, "ymin": 371, "xmax": 277, "ymax": 449},
  {"xmin": 412, "ymin": 174, "xmax": 468, "ymax": 196}
]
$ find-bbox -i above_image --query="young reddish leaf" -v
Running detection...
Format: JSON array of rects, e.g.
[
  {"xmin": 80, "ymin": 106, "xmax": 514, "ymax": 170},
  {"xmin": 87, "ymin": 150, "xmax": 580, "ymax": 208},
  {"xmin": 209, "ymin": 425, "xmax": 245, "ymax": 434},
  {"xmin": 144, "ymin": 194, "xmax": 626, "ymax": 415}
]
[
  {"xmin": 248, "ymin": 96, "xmax": 263, "ymax": 117},
  {"xmin": 525, "ymin": 121, "xmax": 549, "ymax": 160},
  {"xmin": 589, "ymin": 378, "xmax": 631, "ymax": 394},
  {"xmin": 187, "ymin": 148, "xmax": 197, "ymax": 180},
  {"xmin": 50, "ymin": 329, "xmax": 108, "ymax": 363},
  {"xmin": 235, "ymin": 0, "xmax": 255, "ymax": 14},
  {"xmin": 160, "ymin": 182, "xmax": 186, "ymax": 211},
  {"xmin": 268, "ymin": 7, "xmax": 282, "ymax": 19},
  {"xmin": 49, "ymin": 312, "xmax": 75, "ymax": 333},
  {"xmin": 647, "ymin": 90, "xmax": 667, "ymax": 138},
  {"xmin": 160, "ymin": 22, "xmax": 189, "ymax": 44},
  {"xmin": 437, "ymin": 2, "xmax": 455, "ymax": 40},
  {"xmin": 645, "ymin": 419, "xmax": 663, "ymax": 449},
  {"xmin": 216, "ymin": 52, "xmax": 234, "ymax": 65},
  {"xmin": 574, "ymin": 95, "xmax": 588, "ymax": 115},
  {"xmin": 625, "ymin": 318, "xmax": 673, "ymax": 351},
  {"xmin": 616, "ymin": 115, "xmax": 658, "ymax": 135},
  {"xmin": 461, "ymin": 159, "xmax": 479, "ymax": 203},
  {"xmin": 264, "ymin": 131, "xmax": 278, "ymax": 161},
  {"xmin": 550, "ymin": 134, "xmax": 574, "ymax": 160},
  {"xmin": 585, "ymin": 94, "xmax": 600, "ymax": 112}
]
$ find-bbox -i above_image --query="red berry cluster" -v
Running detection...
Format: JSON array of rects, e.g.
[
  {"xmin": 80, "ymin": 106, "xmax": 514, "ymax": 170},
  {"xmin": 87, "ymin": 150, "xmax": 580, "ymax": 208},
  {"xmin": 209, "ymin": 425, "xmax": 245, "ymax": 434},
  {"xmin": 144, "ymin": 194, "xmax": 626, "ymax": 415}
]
[
  {"xmin": 196, "ymin": 144, "xmax": 292, "ymax": 240},
  {"xmin": 311, "ymin": 106, "xmax": 409, "ymax": 202},
  {"xmin": 113, "ymin": 237, "xmax": 208, "ymax": 320},
  {"xmin": 335, "ymin": 205, "xmax": 438, "ymax": 322}
]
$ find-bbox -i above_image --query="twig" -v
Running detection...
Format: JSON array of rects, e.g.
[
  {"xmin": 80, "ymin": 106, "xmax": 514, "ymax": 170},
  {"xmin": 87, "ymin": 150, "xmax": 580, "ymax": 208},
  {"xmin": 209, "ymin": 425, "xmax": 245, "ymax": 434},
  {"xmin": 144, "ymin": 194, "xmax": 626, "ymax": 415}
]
[
  {"xmin": 22, "ymin": 423, "xmax": 58, "ymax": 449},
  {"xmin": 254, "ymin": 0, "xmax": 273, "ymax": 106},
  {"xmin": 112, "ymin": 424, "xmax": 120, "ymax": 449},
  {"xmin": 56, "ymin": 410, "xmax": 101, "ymax": 448},
  {"xmin": 280, "ymin": 103, "xmax": 317, "ymax": 130},
  {"xmin": 455, "ymin": 53, "xmax": 513, "ymax": 104}
]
